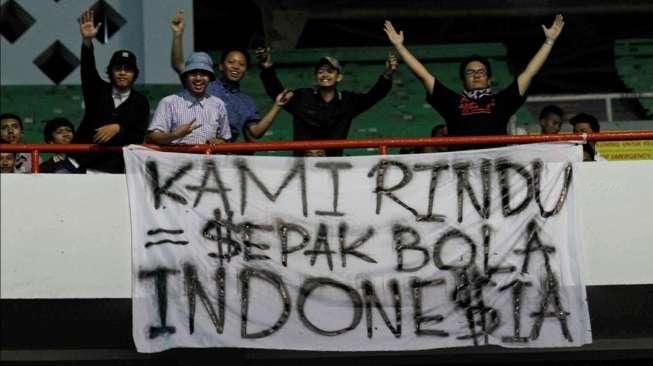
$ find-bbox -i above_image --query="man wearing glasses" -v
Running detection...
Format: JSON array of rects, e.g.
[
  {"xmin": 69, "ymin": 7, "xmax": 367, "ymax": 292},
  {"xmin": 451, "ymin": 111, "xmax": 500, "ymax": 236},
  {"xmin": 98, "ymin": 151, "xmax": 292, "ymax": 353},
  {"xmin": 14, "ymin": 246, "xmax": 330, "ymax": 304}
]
[{"xmin": 384, "ymin": 15, "xmax": 565, "ymax": 146}]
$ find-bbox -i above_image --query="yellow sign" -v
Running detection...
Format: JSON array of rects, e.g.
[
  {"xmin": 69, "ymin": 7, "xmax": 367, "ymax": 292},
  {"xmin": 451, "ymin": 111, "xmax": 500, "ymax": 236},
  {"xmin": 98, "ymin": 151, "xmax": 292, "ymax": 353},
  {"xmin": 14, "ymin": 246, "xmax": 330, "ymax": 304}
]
[{"xmin": 596, "ymin": 140, "xmax": 653, "ymax": 160}]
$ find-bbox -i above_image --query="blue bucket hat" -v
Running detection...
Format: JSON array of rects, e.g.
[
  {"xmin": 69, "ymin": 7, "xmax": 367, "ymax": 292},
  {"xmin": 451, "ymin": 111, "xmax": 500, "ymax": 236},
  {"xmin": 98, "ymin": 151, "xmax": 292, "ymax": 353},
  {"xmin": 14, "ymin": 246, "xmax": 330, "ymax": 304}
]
[{"xmin": 182, "ymin": 52, "xmax": 216, "ymax": 81}]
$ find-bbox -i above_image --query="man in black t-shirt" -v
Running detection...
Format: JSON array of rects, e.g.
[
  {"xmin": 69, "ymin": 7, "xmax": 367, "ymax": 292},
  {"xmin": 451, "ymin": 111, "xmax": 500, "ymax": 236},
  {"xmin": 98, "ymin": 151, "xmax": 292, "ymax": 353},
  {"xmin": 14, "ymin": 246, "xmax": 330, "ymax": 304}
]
[
  {"xmin": 384, "ymin": 15, "xmax": 565, "ymax": 148},
  {"xmin": 256, "ymin": 49, "xmax": 397, "ymax": 156},
  {"xmin": 425, "ymin": 55, "xmax": 525, "ymax": 138}
]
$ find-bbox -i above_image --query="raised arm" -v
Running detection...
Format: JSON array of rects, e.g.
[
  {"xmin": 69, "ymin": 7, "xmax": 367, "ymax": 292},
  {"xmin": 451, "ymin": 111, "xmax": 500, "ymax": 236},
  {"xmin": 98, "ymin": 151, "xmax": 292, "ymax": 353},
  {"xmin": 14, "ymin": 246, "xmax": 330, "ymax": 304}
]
[
  {"xmin": 517, "ymin": 14, "xmax": 565, "ymax": 96},
  {"xmin": 79, "ymin": 10, "xmax": 104, "ymax": 106},
  {"xmin": 246, "ymin": 89, "xmax": 294, "ymax": 140},
  {"xmin": 170, "ymin": 10, "xmax": 186, "ymax": 74},
  {"xmin": 351, "ymin": 53, "xmax": 396, "ymax": 116},
  {"xmin": 256, "ymin": 47, "xmax": 286, "ymax": 100},
  {"xmin": 80, "ymin": 9, "xmax": 101, "ymax": 48},
  {"xmin": 384, "ymin": 20, "xmax": 435, "ymax": 94}
]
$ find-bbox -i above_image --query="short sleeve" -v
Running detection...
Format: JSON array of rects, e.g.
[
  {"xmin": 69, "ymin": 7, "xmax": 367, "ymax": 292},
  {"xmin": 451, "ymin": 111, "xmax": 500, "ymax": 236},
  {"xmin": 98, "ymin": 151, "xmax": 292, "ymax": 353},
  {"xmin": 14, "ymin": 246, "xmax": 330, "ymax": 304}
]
[
  {"xmin": 148, "ymin": 98, "xmax": 173, "ymax": 133},
  {"xmin": 496, "ymin": 79, "xmax": 526, "ymax": 116}
]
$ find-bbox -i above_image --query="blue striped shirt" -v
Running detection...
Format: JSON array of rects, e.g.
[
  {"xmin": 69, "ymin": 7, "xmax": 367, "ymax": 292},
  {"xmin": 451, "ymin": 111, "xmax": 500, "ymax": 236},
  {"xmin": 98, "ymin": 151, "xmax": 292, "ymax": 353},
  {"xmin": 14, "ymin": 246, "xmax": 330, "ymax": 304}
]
[{"xmin": 148, "ymin": 90, "xmax": 231, "ymax": 144}]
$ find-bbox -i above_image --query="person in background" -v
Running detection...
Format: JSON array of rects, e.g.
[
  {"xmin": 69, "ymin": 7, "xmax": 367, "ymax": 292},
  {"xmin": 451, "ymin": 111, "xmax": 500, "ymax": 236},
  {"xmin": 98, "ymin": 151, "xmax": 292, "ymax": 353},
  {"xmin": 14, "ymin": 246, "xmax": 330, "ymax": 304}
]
[
  {"xmin": 0, "ymin": 113, "xmax": 31, "ymax": 173},
  {"xmin": 304, "ymin": 149, "xmax": 326, "ymax": 157},
  {"xmin": 422, "ymin": 124, "xmax": 448, "ymax": 153},
  {"xmin": 539, "ymin": 104, "xmax": 564, "ymax": 134},
  {"xmin": 569, "ymin": 112, "xmax": 605, "ymax": 161},
  {"xmin": 39, "ymin": 118, "xmax": 83, "ymax": 174},
  {"xmin": 399, "ymin": 124, "xmax": 448, "ymax": 154},
  {"xmin": 0, "ymin": 152, "xmax": 16, "ymax": 173},
  {"xmin": 74, "ymin": 9, "xmax": 150, "ymax": 173}
]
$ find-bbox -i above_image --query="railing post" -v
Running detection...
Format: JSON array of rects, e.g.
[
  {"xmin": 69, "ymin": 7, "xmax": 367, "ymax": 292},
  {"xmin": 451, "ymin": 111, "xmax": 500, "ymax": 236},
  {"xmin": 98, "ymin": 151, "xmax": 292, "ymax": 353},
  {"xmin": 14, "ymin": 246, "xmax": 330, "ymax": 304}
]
[
  {"xmin": 31, "ymin": 149, "xmax": 40, "ymax": 173},
  {"xmin": 379, "ymin": 145, "xmax": 388, "ymax": 155}
]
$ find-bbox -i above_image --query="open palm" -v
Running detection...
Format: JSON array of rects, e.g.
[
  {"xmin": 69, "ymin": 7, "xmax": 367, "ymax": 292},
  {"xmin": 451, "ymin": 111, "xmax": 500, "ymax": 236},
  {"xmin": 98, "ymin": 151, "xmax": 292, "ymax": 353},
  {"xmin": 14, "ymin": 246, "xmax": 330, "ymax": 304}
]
[
  {"xmin": 80, "ymin": 10, "xmax": 101, "ymax": 39},
  {"xmin": 384, "ymin": 20, "xmax": 404, "ymax": 46},
  {"xmin": 542, "ymin": 14, "xmax": 564, "ymax": 41}
]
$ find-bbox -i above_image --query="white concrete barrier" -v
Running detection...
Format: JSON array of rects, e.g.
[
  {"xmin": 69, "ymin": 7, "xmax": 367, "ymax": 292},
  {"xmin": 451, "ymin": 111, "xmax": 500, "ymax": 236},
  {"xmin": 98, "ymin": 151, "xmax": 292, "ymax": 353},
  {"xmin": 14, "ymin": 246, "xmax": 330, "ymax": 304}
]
[{"xmin": 1, "ymin": 161, "xmax": 652, "ymax": 298}]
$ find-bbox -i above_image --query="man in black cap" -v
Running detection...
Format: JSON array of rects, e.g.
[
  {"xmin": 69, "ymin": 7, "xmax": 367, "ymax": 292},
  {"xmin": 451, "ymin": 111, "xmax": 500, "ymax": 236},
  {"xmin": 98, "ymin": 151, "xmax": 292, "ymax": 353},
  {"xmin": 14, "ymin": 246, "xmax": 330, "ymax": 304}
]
[
  {"xmin": 257, "ymin": 48, "xmax": 397, "ymax": 156},
  {"xmin": 73, "ymin": 9, "xmax": 150, "ymax": 173}
]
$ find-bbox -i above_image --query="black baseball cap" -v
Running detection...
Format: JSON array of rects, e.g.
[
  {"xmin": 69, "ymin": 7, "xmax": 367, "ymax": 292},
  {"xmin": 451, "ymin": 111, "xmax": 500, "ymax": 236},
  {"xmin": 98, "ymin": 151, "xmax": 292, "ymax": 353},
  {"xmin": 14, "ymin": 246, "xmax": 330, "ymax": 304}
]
[{"xmin": 108, "ymin": 49, "xmax": 138, "ymax": 71}]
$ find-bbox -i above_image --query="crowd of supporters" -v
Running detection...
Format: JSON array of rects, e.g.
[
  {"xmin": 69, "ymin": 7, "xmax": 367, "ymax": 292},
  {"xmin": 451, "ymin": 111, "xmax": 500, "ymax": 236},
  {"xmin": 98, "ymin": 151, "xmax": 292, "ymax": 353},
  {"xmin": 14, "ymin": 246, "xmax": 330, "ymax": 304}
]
[{"xmin": 0, "ymin": 10, "xmax": 606, "ymax": 174}]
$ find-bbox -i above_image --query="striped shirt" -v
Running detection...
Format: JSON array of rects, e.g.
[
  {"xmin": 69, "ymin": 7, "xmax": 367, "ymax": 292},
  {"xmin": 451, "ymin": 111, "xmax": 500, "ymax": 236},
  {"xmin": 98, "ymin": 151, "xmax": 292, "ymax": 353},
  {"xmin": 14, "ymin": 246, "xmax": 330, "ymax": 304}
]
[{"xmin": 148, "ymin": 90, "xmax": 231, "ymax": 144}]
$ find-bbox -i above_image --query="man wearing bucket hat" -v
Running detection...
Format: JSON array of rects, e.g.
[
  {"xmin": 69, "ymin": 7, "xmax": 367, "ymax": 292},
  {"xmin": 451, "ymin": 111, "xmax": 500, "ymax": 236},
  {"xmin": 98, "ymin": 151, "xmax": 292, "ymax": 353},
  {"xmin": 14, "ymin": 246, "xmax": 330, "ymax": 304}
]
[
  {"xmin": 256, "ymin": 48, "xmax": 397, "ymax": 156},
  {"xmin": 169, "ymin": 10, "xmax": 292, "ymax": 143},
  {"xmin": 146, "ymin": 52, "xmax": 232, "ymax": 145},
  {"xmin": 74, "ymin": 9, "xmax": 150, "ymax": 173}
]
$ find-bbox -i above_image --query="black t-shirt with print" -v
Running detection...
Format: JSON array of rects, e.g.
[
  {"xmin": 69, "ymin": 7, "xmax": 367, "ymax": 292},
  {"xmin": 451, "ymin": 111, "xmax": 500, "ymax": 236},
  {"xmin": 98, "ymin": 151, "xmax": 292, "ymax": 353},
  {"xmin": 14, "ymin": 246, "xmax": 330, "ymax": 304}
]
[{"xmin": 426, "ymin": 79, "xmax": 526, "ymax": 137}]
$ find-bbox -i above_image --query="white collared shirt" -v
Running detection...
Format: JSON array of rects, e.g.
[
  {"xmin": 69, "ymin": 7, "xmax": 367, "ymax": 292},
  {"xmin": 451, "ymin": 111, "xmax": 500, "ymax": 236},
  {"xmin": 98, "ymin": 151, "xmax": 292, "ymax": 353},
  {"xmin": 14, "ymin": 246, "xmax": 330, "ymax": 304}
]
[{"xmin": 112, "ymin": 88, "xmax": 131, "ymax": 108}]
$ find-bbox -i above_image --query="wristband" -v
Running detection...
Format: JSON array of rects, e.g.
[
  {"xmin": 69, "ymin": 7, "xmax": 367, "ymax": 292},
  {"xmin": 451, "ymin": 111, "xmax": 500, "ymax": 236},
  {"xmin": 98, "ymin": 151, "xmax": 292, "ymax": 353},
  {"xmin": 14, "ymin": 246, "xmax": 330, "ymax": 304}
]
[{"xmin": 544, "ymin": 38, "xmax": 555, "ymax": 46}]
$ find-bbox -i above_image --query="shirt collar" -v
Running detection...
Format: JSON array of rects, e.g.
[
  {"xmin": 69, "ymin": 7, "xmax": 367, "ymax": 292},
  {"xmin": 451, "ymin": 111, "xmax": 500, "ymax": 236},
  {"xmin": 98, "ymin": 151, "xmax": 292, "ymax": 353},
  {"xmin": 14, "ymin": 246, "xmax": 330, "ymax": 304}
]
[
  {"xmin": 112, "ymin": 87, "xmax": 131, "ymax": 99},
  {"xmin": 181, "ymin": 90, "xmax": 209, "ymax": 107},
  {"xmin": 219, "ymin": 78, "xmax": 241, "ymax": 93},
  {"xmin": 313, "ymin": 88, "xmax": 342, "ymax": 101}
]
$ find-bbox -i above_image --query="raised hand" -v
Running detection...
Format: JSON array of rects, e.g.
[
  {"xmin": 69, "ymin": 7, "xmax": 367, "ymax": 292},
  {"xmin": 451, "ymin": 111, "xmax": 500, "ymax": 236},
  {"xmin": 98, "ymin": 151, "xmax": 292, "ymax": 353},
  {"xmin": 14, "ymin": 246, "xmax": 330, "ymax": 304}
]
[
  {"xmin": 173, "ymin": 119, "xmax": 200, "ymax": 138},
  {"xmin": 80, "ymin": 9, "xmax": 101, "ymax": 40},
  {"xmin": 255, "ymin": 47, "xmax": 273, "ymax": 68},
  {"xmin": 275, "ymin": 89, "xmax": 294, "ymax": 106},
  {"xmin": 542, "ymin": 14, "xmax": 564, "ymax": 42},
  {"xmin": 383, "ymin": 20, "xmax": 404, "ymax": 47},
  {"xmin": 384, "ymin": 53, "xmax": 398, "ymax": 77},
  {"xmin": 171, "ymin": 9, "xmax": 184, "ymax": 36}
]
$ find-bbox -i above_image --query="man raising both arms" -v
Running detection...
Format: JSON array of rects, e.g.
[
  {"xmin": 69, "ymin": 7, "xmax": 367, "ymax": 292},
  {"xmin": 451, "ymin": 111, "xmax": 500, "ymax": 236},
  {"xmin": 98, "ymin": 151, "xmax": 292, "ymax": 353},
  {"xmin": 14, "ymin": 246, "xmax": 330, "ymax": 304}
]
[
  {"xmin": 256, "ymin": 48, "xmax": 397, "ymax": 156},
  {"xmin": 384, "ymin": 15, "xmax": 565, "ymax": 148}
]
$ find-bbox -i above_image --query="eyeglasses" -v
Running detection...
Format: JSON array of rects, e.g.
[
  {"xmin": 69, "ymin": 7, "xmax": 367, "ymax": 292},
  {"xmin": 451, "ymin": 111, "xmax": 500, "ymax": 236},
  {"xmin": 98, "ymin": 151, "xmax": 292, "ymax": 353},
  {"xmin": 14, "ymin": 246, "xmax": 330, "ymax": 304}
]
[{"xmin": 464, "ymin": 68, "xmax": 488, "ymax": 77}]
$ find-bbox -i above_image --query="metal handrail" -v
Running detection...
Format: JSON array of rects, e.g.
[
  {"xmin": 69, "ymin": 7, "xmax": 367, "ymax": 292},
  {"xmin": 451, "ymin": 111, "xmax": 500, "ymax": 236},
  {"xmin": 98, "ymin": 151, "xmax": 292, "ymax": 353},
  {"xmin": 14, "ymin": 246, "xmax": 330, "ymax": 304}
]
[{"xmin": 2, "ymin": 131, "xmax": 653, "ymax": 173}]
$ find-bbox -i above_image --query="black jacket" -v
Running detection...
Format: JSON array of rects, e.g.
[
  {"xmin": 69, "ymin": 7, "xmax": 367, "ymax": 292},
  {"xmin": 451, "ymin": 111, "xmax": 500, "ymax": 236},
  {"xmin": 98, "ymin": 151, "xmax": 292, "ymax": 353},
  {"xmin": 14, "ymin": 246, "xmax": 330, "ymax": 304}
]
[
  {"xmin": 260, "ymin": 66, "xmax": 392, "ymax": 156},
  {"xmin": 73, "ymin": 43, "xmax": 150, "ymax": 173}
]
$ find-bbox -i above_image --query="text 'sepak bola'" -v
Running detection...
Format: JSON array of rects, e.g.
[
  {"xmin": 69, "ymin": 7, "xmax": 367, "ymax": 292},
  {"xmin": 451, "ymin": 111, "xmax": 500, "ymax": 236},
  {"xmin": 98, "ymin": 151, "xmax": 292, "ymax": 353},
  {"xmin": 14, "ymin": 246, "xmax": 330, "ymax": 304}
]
[{"xmin": 123, "ymin": 143, "xmax": 591, "ymax": 353}]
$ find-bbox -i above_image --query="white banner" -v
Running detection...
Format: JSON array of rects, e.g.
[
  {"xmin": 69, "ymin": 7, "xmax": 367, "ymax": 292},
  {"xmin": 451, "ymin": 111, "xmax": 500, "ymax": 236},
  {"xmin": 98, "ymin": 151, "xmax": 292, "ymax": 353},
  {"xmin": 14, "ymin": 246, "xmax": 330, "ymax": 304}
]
[{"xmin": 124, "ymin": 143, "xmax": 591, "ymax": 353}]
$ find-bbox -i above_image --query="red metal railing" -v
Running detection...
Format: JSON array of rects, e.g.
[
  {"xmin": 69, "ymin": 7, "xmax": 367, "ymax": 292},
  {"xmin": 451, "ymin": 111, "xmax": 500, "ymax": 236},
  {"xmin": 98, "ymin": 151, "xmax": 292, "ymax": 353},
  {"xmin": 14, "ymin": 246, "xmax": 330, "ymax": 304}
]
[{"xmin": 1, "ymin": 131, "xmax": 653, "ymax": 173}]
